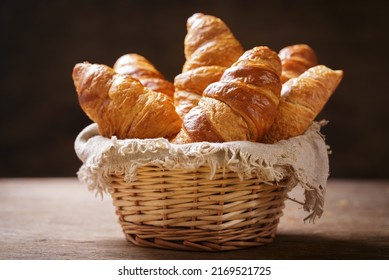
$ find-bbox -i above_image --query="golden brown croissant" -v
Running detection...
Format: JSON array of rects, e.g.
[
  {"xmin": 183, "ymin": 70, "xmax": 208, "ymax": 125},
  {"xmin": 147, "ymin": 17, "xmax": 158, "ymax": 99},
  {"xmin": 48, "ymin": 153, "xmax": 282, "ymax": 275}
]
[
  {"xmin": 113, "ymin": 53, "xmax": 175, "ymax": 98},
  {"xmin": 72, "ymin": 62, "xmax": 182, "ymax": 139},
  {"xmin": 173, "ymin": 46, "xmax": 282, "ymax": 144},
  {"xmin": 279, "ymin": 44, "xmax": 317, "ymax": 83},
  {"xmin": 174, "ymin": 13, "xmax": 244, "ymax": 118},
  {"xmin": 262, "ymin": 65, "xmax": 343, "ymax": 144}
]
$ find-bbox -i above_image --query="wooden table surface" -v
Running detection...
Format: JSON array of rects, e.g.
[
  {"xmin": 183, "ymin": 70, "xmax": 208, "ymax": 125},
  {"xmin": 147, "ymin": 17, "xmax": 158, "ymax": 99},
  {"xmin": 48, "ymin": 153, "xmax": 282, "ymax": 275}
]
[{"xmin": 0, "ymin": 178, "xmax": 388, "ymax": 260}]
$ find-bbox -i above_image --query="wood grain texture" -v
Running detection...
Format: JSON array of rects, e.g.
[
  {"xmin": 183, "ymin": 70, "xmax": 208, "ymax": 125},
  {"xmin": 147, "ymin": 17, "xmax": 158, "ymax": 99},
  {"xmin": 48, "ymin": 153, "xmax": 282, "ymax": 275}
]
[{"xmin": 0, "ymin": 178, "xmax": 388, "ymax": 260}]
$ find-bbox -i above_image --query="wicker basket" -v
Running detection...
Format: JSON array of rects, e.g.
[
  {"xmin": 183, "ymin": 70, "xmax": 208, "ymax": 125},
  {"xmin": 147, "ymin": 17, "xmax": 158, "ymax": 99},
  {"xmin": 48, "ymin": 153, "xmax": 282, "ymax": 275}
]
[
  {"xmin": 75, "ymin": 122, "xmax": 329, "ymax": 251},
  {"xmin": 110, "ymin": 165, "xmax": 289, "ymax": 251}
]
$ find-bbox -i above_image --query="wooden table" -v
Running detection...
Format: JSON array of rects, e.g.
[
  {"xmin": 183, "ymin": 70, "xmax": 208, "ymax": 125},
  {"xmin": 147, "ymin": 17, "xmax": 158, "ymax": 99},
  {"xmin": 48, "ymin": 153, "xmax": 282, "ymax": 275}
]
[{"xmin": 0, "ymin": 178, "xmax": 388, "ymax": 260}]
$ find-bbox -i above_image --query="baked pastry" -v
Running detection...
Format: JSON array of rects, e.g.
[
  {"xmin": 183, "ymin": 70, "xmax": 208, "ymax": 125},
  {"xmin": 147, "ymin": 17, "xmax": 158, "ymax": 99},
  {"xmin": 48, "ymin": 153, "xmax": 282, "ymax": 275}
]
[
  {"xmin": 113, "ymin": 53, "xmax": 175, "ymax": 98},
  {"xmin": 174, "ymin": 65, "xmax": 226, "ymax": 119},
  {"xmin": 173, "ymin": 46, "xmax": 282, "ymax": 143},
  {"xmin": 262, "ymin": 65, "xmax": 343, "ymax": 143},
  {"xmin": 279, "ymin": 44, "xmax": 317, "ymax": 83},
  {"xmin": 72, "ymin": 62, "xmax": 182, "ymax": 139},
  {"xmin": 174, "ymin": 13, "xmax": 244, "ymax": 118}
]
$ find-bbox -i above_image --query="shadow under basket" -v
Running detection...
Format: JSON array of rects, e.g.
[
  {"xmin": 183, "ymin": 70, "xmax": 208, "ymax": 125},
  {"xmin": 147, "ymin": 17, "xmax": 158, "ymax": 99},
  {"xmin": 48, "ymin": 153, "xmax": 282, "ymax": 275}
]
[{"xmin": 109, "ymin": 165, "xmax": 289, "ymax": 252}]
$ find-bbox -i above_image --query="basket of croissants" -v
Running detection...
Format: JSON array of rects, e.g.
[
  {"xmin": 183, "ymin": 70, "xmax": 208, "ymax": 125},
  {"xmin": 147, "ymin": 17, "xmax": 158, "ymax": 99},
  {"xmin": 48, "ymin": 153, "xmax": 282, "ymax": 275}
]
[{"xmin": 73, "ymin": 13, "xmax": 343, "ymax": 251}]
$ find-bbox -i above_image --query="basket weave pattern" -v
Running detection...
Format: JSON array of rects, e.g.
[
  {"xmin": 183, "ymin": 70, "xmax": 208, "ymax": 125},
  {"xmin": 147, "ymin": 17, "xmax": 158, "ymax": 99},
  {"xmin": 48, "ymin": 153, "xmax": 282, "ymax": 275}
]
[{"xmin": 110, "ymin": 165, "xmax": 288, "ymax": 251}]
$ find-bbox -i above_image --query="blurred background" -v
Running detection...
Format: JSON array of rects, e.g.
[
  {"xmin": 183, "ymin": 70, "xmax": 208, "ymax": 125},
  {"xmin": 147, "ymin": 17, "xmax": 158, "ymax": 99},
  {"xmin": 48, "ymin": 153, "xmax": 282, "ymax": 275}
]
[{"xmin": 1, "ymin": 0, "xmax": 388, "ymax": 178}]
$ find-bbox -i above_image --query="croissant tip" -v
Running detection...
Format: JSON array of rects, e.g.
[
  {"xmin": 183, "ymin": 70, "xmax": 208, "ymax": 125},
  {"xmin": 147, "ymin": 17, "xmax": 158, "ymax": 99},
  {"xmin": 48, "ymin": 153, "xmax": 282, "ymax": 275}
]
[
  {"xmin": 74, "ymin": 61, "xmax": 91, "ymax": 66},
  {"xmin": 73, "ymin": 62, "xmax": 90, "ymax": 72},
  {"xmin": 72, "ymin": 62, "xmax": 91, "ymax": 89},
  {"xmin": 335, "ymin": 69, "xmax": 344, "ymax": 77},
  {"xmin": 187, "ymin": 12, "xmax": 206, "ymax": 27},
  {"xmin": 190, "ymin": 12, "xmax": 204, "ymax": 19}
]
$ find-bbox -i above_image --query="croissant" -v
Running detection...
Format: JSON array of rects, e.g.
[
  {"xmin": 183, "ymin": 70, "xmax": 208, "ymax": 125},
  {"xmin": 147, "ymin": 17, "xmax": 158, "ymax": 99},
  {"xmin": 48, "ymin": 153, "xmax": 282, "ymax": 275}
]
[
  {"xmin": 262, "ymin": 65, "xmax": 343, "ymax": 144},
  {"xmin": 113, "ymin": 53, "xmax": 175, "ymax": 98},
  {"xmin": 279, "ymin": 44, "xmax": 317, "ymax": 83},
  {"xmin": 173, "ymin": 46, "xmax": 282, "ymax": 144},
  {"xmin": 72, "ymin": 62, "xmax": 182, "ymax": 139},
  {"xmin": 174, "ymin": 13, "xmax": 244, "ymax": 118}
]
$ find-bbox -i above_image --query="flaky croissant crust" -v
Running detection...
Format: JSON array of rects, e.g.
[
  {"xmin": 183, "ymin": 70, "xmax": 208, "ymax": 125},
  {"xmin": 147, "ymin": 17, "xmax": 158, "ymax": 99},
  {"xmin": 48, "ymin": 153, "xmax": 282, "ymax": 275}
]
[
  {"xmin": 183, "ymin": 13, "xmax": 244, "ymax": 72},
  {"xmin": 73, "ymin": 62, "xmax": 181, "ymax": 140},
  {"xmin": 113, "ymin": 53, "xmax": 175, "ymax": 98},
  {"xmin": 262, "ymin": 65, "xmax": 343, "ymax": 143},
  {"xmin": 174, "ymin": 13, "xmax": 244, "ymax": 118},
  {"xmin": 279, "ymin": 44, "xmax": 318, "ymax": 83},
  {"xmin": 174, "ymin": 46, "xmax": 282, "ymax": 144}
]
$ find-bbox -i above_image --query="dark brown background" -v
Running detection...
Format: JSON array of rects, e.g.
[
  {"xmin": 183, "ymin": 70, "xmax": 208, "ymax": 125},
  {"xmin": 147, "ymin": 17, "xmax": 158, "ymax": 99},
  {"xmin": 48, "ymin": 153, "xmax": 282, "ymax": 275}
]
[{"xmin": 1, "ymin": 0, "xmax": 388, "ymax": 178}]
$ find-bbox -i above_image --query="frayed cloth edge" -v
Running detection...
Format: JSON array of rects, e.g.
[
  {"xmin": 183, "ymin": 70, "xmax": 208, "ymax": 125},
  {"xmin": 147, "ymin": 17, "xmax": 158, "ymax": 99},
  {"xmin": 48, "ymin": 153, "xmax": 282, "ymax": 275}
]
[{"xmin": 74, "ymin": 122, "xmax": 329, "ymax": 222}]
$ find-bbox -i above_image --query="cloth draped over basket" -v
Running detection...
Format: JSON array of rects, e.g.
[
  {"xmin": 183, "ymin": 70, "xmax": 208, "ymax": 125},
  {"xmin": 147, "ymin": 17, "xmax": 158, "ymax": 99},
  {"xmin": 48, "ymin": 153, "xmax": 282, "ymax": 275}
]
[{"xmin": 75, "ymin": 121, "xmax": 330, "ymax": 223}]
